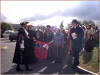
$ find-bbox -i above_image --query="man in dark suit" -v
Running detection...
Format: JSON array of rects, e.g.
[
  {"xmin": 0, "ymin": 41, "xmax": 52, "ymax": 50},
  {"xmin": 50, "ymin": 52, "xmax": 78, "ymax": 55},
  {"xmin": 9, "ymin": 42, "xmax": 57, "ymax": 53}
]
[{"xmin": 70, "ymin": 19, "xmax": 84, "ymax": 69}]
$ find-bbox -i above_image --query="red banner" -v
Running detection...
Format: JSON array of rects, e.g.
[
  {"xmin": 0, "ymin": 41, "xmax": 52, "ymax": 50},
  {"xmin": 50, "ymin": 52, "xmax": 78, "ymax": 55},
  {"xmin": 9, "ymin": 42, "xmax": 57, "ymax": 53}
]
[{"xmin": 34, "ymin": 40, "xmax": 49, "ymax": 60}]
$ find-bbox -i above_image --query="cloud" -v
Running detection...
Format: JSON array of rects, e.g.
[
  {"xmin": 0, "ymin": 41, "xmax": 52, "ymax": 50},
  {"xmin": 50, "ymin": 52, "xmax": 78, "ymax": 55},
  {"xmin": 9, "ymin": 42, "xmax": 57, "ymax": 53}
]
[
  {"xmin": 20, "ymin": 11, "xmax": 61, "ymax": 22},
  {"xmin": 20, "ymin": 1, "xmax": 99, "ymax": 22},
  {"xmin": 61, "ymin": 1, "xmax": 99, "ymax": 20}
]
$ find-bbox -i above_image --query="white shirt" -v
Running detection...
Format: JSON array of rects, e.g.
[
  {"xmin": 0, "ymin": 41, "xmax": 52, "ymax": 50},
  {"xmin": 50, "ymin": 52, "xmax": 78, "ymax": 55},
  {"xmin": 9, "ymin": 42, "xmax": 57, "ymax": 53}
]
[
  {"xmin": 22, "ymin": 27, "xmax": 29, "ymax": 36},
  {"xmin": 24, "ymin": 28, "xmax": 29, "ymax": 36},
  {"xmin": 20, "ymin": 40, "xmax": 24, "ymax": 48},
  {"xmin": 20, "ymin": 27, "xmax": 29, "ymax": 48}
]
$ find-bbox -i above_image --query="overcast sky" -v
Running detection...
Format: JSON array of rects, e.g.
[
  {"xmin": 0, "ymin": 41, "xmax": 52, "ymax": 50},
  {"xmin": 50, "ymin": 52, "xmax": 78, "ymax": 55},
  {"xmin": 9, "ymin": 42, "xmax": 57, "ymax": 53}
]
[{"xmin": 1, "ymin": 1, "xmax": 99, "ymax": 27}]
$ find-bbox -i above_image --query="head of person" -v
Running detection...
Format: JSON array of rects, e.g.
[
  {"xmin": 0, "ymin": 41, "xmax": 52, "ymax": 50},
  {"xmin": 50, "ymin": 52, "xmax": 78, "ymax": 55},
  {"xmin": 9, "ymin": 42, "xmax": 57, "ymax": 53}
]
[
  {"xmin": 46, "ymin": 25, "xmax": 51, "ymax": 32},
  {"xmin": 56, "ymin": 28, "xmax": 60, "ymax": 34},
  {"xmin": 28, "ymin": 25, "xmax": 33, "ymax": 30},
  {"xmin": 87, "ymin": 25, "xmax": 91, "ymax": 29},
  {"xmin": 71, "ymin": 19, "xmax": 79, "ymax": 27},
  {"xmin": 60, "ymin": 26, "xmax": 64, "ymax": 32},
  {"xmin": 37, "ymin": 26, "xmax": 40, "ymax": 31},
  {"xmin": 86, "ymin": 25, "xmax": 89, "ymax": 29},
  {"xmin": 93, "ymin": 26, "xmax": 96, "ymax": 29},
  {"xmin": 82, "ymin": 26, "xmax": 86, "ymax": 30},
  {"xmin": 20, "ymin": 21, "xmax": 29, "ymax": 29}
]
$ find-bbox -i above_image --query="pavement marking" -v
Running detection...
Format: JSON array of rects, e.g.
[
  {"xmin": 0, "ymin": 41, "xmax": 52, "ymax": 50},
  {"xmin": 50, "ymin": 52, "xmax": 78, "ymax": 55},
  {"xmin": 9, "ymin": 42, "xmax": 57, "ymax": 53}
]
[
  {"xmin": 31, "ymin": 73, "xmax": 40, "ymax": 75},
  {"xmin": 52, "ymin": 72, "xmax": 59, "ymax": 75},
  {"xmin": 51, "ymin": 61, "xmax": 55, "ymax": 63},
  {"xmin": 38, "ymin": 66, "xmax": 48, "ymax": 72},
  {"xmin": 78, "ymin": 66, "xmax": 98, "ymax": 75},
  {"xmin": 62, "ymin": 65, "xmax": 68, "ymax": 69}
]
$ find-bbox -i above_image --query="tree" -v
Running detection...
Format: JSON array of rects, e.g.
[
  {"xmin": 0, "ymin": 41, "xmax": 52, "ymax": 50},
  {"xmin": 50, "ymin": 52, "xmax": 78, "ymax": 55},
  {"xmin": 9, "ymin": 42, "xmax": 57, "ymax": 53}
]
[
  {"xmin": 78, "ymin": 21, "xmax": 82, "ymax": 26},
  {"xmin": 88, "ymin": 20, "xmax": 95, "ymax": 26},
  {"xmin": 1, "ymin": 22, "xmax": 14, "ymax": 37},
  {"xmin": 82, "ymin": 20, "xmax": 89, "ymax": 26},
  {"xmin": 82, "ymin": 20, "xmax": 95, "ymax": 26}
]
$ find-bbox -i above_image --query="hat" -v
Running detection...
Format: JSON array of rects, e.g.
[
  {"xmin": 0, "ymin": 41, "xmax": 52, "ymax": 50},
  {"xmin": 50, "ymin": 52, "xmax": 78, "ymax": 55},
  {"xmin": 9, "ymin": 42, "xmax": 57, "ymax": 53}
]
[
  {"xmin": 71, "ymin": 19, "xmax": 78, "ymax": 24},
  {"xmin": 20, "ymin": 21, "xmax": 29, "ymax": 26}
]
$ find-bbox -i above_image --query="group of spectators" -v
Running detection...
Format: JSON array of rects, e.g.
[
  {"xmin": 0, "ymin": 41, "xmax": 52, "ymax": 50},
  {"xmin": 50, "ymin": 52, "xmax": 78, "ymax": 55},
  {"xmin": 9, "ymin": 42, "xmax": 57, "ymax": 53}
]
[{"xmin": 12, "ymin": 19, "xmax": 99, "ymax": 71}]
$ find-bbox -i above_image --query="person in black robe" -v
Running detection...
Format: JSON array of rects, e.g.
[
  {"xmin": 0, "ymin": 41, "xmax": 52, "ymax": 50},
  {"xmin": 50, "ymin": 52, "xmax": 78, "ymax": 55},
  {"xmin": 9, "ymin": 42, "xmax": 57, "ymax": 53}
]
[
  {"xmin": 13, "ymin": 21, "xmax": 34, "ymax": 71},
  {"xmin": 27, "ymin": 25, "xmax": 37, "ymax": 63},
  {"xmin": 70, "ymin": 19, "xmax": 84, "ymax": 69}
]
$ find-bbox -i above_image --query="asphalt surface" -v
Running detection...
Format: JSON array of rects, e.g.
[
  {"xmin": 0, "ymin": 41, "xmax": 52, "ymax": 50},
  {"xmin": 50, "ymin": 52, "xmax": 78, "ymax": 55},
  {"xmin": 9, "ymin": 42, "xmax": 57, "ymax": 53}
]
[{"xmin": 1, "ymin": 38, "xmax": 93, "ymax": 75}]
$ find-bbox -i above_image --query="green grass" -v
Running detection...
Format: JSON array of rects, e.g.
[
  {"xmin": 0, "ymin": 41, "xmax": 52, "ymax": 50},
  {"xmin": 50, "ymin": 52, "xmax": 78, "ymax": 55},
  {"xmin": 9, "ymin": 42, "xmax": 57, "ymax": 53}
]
[{"xmin": 79, "ymin": 47, "xmax": 99, "ymax": 73}]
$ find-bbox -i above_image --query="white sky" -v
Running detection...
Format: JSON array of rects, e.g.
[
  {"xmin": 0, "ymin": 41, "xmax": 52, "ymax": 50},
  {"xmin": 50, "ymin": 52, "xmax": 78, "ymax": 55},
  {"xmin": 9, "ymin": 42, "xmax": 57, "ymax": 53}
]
[{"xmin": 1, "ymin": 1, "xmax": 82, "ymax": 28}]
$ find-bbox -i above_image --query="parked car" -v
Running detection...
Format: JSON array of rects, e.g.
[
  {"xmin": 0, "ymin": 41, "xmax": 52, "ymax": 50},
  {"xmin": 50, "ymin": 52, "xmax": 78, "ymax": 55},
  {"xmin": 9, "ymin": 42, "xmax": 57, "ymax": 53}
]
[
  {"xmin": 3, "ymin": 30, "xmax": 14, "ymax": 38},
  {"xmin": 9, "ymin": 32, "xmax": 18, "ymax": 42}
]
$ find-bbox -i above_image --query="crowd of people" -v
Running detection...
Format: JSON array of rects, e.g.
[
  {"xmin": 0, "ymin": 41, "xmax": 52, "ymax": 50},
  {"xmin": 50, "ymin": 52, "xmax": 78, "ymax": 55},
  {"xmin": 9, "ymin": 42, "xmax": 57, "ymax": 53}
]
[{"xmin": 12, "ymin": 19, "xmax": 99, "ymax": 71}]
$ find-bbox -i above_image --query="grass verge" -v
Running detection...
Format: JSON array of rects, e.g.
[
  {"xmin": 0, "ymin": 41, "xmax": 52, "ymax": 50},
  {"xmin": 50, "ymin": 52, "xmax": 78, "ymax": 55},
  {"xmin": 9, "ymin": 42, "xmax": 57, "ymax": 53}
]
[{"xmin": 79, "ymin": 47, "xmax": 99, "ymax": 73}]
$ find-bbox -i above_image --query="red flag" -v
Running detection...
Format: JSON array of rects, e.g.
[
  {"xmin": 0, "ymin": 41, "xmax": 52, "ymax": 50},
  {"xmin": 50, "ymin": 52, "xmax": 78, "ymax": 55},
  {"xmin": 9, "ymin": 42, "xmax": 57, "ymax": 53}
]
[{"xmin": 34, "ymin": 40, "xmax": 49, "ymax": 60}]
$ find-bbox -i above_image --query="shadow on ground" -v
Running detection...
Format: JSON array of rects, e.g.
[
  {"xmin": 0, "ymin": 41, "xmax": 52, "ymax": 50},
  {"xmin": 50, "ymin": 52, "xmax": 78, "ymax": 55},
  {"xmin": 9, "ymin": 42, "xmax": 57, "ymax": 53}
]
[{"xmin": 3, "ymin": 59, "xmax": 93, "ymax": 74}]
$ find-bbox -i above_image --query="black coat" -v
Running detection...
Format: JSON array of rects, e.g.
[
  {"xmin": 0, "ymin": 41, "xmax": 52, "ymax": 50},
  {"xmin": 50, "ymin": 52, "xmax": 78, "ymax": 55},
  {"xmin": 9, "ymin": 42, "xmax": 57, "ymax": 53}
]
[
  {"xmin": 70, "ymin": 25, "xmax": 84, "ymax": 51},
  {"xmin": 13, "ymin": 28, "xmax": 36, "ymax": 64},
  {"xmin": 27, "ymin": 29, "xmax": 37, "ymax": 63}
]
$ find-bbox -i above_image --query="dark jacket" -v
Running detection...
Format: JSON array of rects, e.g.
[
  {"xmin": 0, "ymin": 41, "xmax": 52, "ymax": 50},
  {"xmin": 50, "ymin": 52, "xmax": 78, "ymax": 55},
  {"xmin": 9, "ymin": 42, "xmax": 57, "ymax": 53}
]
[
  {"xmin": 27, "ymin": 29, "xmax": 37, "ymax": 63},
  {"xmin": 43, "ymin": 31, "xmax": 54, "ymax": 42},
  {"xmin": 13, "ymin": 28, "xmax": 36, "ymax": 64},
  {"xmin": 70, "ymin": 25, "xmax": 84, "ymax": 51}
]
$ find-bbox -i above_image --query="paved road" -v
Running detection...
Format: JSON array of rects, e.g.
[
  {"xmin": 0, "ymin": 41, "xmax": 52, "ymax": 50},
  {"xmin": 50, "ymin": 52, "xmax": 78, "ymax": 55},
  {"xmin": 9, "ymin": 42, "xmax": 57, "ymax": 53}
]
[{"xmin": 1, "ymin": 38, "xmax": 93, "ymax": 75}]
